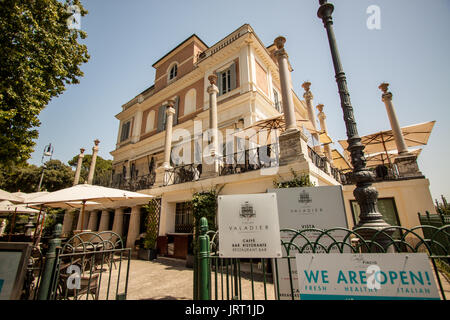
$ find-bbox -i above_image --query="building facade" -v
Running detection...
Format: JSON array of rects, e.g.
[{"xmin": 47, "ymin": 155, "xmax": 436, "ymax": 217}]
[{"xmin": 62, "ymin": 24, "xmax": 436, "ymax": 257}]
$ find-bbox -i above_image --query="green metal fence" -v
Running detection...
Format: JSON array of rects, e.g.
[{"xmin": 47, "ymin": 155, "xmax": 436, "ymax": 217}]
[
  {"xmin": 33, "ymin": 225, "xmax": 131, "ymax": 300},
  {"xmin": 195, "ymin": 217, "xmax": 450, "ymax": 300}
]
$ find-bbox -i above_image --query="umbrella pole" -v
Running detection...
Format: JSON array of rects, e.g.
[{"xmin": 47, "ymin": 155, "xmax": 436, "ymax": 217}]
[
  {"xmin": 8, "ymin": 207, "xmax": 18, "ymax": 242},
  {"xmin": 33, "ymin": 205, "xmax": 43, "ymax": 243},
  {"xmin": 36, "ymin": 208, "xmax": 47, "ymax": 245},
  {"xmin": 80, "ymin": 200, "xmax": 86, "ymax": 232}
]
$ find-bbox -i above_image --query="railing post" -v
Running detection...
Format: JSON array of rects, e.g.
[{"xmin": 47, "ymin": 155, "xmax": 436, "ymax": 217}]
[
  {"xmin": 198, "ymin": 217, "xmax": 211, "ymax": 300},
  {"xmin": 37, "ymin": 223, "xmax": 62, "ymax": 300}
]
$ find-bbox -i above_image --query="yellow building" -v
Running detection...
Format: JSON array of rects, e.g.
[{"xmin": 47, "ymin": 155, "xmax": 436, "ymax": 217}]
[{"xmin": 63, "ymin": 24, "xmax": 436, "ymax": 257}]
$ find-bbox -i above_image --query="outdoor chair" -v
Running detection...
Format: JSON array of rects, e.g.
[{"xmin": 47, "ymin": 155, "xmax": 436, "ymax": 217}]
[{"xmin": 56, "ymin": 259, "xmax": 100, "ymax": 300}]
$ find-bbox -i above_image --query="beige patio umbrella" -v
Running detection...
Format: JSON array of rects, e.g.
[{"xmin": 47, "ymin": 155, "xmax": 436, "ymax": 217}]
[
  {"xmin": 11, "ymin": 191, "xmax": 51, "ymax": 241},
  {"xmin": 233, "ymin": 114, "xmax": 325, "ymax": 144},
  {"xmin": 364, "ymin": 148, "xmax": 422, "ymax": 168},
  {"xmin": 0, "ymin": 189, "xmax": 24, "ymax": 203},
  {"xmin": 0, "ymin": 200, "xmax": 40, "ymax": 214},
  {"xmin": 331, "ymin": 149, "xmax": 352, "ymax": 171},
  {"xmin": 29, "ymin": 184, "xmax": 154, "ymax": 232},
  {"xmin": 0, "ymin": 200, "xmax": 41, "ymax": 241},
  {"xmin": 338, "ymin": 121, "xmax": 435, "ymax": 168}
]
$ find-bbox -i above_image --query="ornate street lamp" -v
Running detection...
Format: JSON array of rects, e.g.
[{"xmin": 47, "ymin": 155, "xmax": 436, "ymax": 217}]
[
  {"xmin": 37, "ymin": 143, "xmax": 54, "ymax": 192},
  {"xmin": 317, "ymin": 1, "xmax": 392, "ymax": 240}
]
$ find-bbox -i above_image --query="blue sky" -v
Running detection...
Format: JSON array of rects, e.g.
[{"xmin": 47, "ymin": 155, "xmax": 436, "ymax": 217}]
[{"xmin": 30, "ymin": 0, "xmax": 450, "ymax": 202}]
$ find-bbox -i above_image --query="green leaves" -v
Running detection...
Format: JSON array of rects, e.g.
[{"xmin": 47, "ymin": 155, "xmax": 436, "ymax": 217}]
[
  {"xmin": 0, "ymin": 0, "xmax": 89, "ymax": 167},
  {"xmin": 0, "ymin": 159, "xmax": 74, "ymax": 192},
  {"xmin": 68, "ymin": 154, "xmax": 112, "ymax": 186},
  {"xmin": 273, "ymin": 169, "xmax": 315, "ymax": 188}
]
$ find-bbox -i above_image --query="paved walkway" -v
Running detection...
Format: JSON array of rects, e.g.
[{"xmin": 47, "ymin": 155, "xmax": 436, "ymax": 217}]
[
  {"xmin": 97, "ymin": 257, "xmax": 274, "ymax": 300},
  {"xmin": 99, "ymin": 258, "xmax": 194, "ymax": 300}
]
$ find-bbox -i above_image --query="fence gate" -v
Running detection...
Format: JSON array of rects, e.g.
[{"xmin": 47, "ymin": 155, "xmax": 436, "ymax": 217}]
[
  {"xmin": 195, "ymin": 217, "xmax": 449, "ymax": 300},
  {"xmin": 29, "ymin": 228, "xmax": 131, "ymax": 300}
]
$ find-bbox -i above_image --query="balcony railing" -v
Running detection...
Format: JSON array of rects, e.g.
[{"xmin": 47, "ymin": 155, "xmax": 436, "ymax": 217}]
[
  {"xmin": 219, "ymin": 143, "xmax": 279, "ymax": 176},
  {"xmin": 165, "ymin": 163, "xmax": 202, "ymax": 186},
  {"xmin": 307, "ymin": 146, "xmax": 343, "ymax": 182},
  {"xmin": 111, "ymin": 173, "xmax": 156, "ymax": 191},
  {"xmin": 339, "ymin": 165, "xmax": 404, "ymax": 185},
  {"xmin": 308, "ymin": 146, "xmax": 328, "ymax": 174}
]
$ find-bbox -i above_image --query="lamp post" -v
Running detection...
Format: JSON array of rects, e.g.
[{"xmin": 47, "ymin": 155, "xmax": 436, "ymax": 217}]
[
  {"xmin": 37, "ymin": 143, "xmax": 54, "ymax": 192},
  {"xmin": 317, "ymin": 1, "xmax": 392, "ymax": 239}
]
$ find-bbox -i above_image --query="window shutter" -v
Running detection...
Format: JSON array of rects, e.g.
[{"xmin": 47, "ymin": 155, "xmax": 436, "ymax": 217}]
[
  {"xmin": 173, "ymin": 96, "xmax": 179, "ymax": 126},
  {"xmin": 216, "ymin": 72, "xmax": 222, "ymax": 96},
  {"xmin": 157, "ymin": 105, "xmax": 166, "ymax": 132},
  {"xmin": 230, "ymin": 62, "xmax": 237, "ymax": 91}
]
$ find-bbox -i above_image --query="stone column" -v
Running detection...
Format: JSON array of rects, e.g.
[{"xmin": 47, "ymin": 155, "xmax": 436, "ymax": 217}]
[
  {"xmin": 126, "ymin": 206, "xmax": 141, "ymax": 250},
  {"xmin": 379, "ymin": 83, "xmax": 409, "ymax": 155},
  {"xmin": 112, "ymin": 208, "xmax": 124, "ymax": 237},
  {"xmin": 202, "ymin": 75, "xmax": 220, "ymax": 179},
  {"xmin": 87, "ymin": 210, "xmax": 99, "ymax": 231},
  {"xmin": 132, "ymin": 106, "xmax": 143, "ymax": 143},
  {"xmin": 73, "ymin": 148, "xmax": 85, "ymax": 185},
  {"xmin": 155, "ymin": 100, "xmax": 176, "ymax": 186},
  {"xmin": 0, "ymin": 219, "xmax": 6, "ymax": 236},
  {"xmin": 273, "ymin": 36, "xmax": 308, "ymax": 166},
  {"xmin": 379, "ymin": 83, "xmax": 422, "ymax": 178},
  {"xmin": 87, "ymin": 139, "xmax": 100, "ymax": 184},
  {"xmin": 316, "ymin": 104, "xmax": 333, "ymax": 162},
  {"xmin": 98, "ymin": 210, "xmax": 110, "ymax": 232},
  {"xmin": 302, "ymin": 81, "xmax": 324, "ymax": 156},
  {"xmin": 61, "ymin": 210, "xmax": 74, "ymax": 237},
  {"xmin": 274, "ymin": 36, "xmax": 297, "ymax": 133}
]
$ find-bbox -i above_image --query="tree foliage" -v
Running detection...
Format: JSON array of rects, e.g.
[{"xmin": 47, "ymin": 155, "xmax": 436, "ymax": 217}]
[
  {"xmin": 0, "ymin": 159, "xmax": 74, "ymax": 192},
  {"xmin": 0, "ymin": 0, "xmax": 89, "ymax": 166},
  {"xmin": 68, "ymin": 154, "xmax": 112, "ymax": 186}
]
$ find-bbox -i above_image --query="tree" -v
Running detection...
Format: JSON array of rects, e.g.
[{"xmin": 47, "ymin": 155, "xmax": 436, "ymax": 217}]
[
  {"xmin": 0, "ymin": 0, "xmax": 89, "ymax": 167},
  {"xmin": 68, "ymin": 154, "xmax": 112, "ymax": 186},
  {"xmin": 0, "ymin": 159, "xmax": 74, "ymax": 192}
]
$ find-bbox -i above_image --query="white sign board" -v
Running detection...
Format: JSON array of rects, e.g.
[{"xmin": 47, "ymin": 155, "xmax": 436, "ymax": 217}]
[
  {"xmin": 0, "ymin": 251, "xmax": 24, "ymax": 300},
  {"xmin": 218, "ymin": 193, "xmax": 282, "ymax": 258},
  {"xmin": 295, "ymin": 253, "xmax": 440, "ymax": 300},
  {"xmin": 267, "ymin": 186, "xmax": 348, "ymax": 299}
]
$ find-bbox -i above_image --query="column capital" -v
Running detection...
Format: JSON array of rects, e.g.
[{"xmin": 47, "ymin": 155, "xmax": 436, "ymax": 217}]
[
  {"xmin": 379, "ymin": 82, "xmax": 393, "ymax": 101},
  {"xmin": 302, "ymin": 81, "xmax": 311, "ymax": 92},
  {"xmin": 316, "ymin": 103, "xmax": 325, "ymax": 113},
  {"xmin": 274, "ymin": 47, "xmax": 288, "ymax": 60},
  {"xmin": 165, "ymin": 106, "xmax": 176, "ymax": 115},
  {"xmin": 79, "ymin": 148, "xmax": 85, "ymax": 156},
  {"xmin": 92, "ymin": 139, "xmax": 100, "ymax": 152},
  {"xmin": 274, "ymin": 36, "xmax": 286, "ymax": 49},
  {"xmin": 303, "ymin": 90, "xmax": 313, "ymax": 101},
  {"xmin": 207, "ymin": 84, "xmax": 219, "ymax": 94},
  {"xmin": 167, "ymin": 99, "xmax": 176, "ymax": 108},
  {"xmin": 381, "ymin": 92, "xmax": 393, "ymax": 102},
  {"xmin": 208, "ymin": 74, "xmax": 218, "ymax": 85},
  {"xmin": 274, "ymin": 36, "xmax": 289, "ymax": 59}
]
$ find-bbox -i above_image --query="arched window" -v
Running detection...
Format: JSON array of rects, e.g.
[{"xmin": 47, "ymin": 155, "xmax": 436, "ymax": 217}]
[
  {"xmin": 184, "ymin": 88, "xmax": 196, "ymax": 116},
  {"xmin": 169, "ymin": 63, "xmax": 178, "ymax": 81},
  {"xmin": 145, "ymin": 110, "xmax": 155, "ymax": 132}
]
